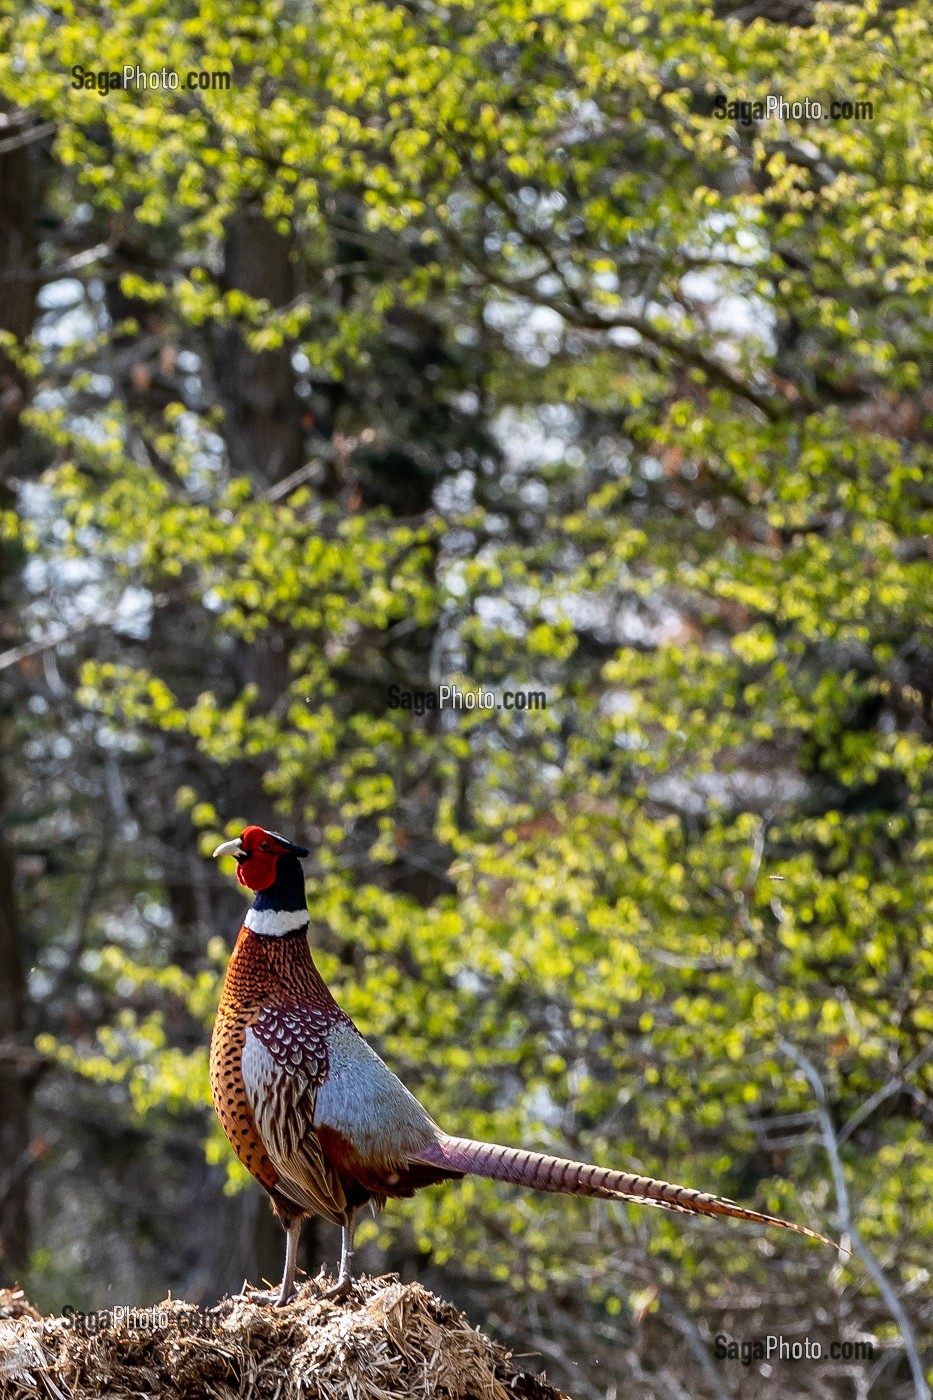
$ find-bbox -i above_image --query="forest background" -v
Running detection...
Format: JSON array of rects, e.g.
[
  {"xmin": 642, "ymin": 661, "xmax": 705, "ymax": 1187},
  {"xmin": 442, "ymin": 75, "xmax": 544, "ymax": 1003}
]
[{"xmin": 0, "ymin": 1, "xmax": 931, "ymax": 1397}]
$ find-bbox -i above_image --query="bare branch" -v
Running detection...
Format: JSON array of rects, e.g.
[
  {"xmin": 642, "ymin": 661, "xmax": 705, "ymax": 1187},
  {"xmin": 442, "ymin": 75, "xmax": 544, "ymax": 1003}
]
[
  {"xmin": 663, "ymin": 1294, "xmax": 733, "ymax": 1400},
  {"xmin": 0, "ymin": 616, "xmax": 105, "ymax": 673},
  {"xmin": 837, "ymin": 1040, "xmax": 933, "ymax": 1146},
  {"xmin": 0, "ymin": 120, "xmax": 55, "ymax": 155},
  {"xmin": 780, "ymin": 1038, "xmax": 931, "ymax": 1400},
  {"xmin": 0, "ymin": 590, "xmax": 178, "ymax": 673},
  {"xmin": 264, "ymin": 459, "xmax": 325, "ymax": 503}
]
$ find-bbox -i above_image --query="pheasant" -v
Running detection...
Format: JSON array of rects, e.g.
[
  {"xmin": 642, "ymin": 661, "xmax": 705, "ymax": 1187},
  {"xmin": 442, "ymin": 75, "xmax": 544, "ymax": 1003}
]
[{"xmin": 210, "ymin": 824, "xmax": 835, "ymax": 1304}]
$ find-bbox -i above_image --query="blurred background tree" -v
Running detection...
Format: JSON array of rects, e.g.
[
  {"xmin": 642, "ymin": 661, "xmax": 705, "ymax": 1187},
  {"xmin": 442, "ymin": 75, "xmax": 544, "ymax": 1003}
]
[{"xmin": 0, "ymin": 1, "xmax": 931, "ymax": 1395}]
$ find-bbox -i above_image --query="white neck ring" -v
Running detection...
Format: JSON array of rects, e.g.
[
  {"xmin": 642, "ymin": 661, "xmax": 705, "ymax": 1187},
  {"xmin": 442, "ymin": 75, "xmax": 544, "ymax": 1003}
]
[{"xmin": 244, "ymin": 907, "xmax": 309, "ymax": 937}]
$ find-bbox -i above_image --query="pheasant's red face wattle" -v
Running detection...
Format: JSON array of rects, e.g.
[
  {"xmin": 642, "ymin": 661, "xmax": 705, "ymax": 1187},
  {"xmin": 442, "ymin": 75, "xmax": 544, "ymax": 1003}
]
[
  {"xmin": 234, "ymin": 825, "xmax": 289, "ymax": 891},
  {"xmin": 235, "ymin": 852, "xmax": 278, "ymax": 891}
]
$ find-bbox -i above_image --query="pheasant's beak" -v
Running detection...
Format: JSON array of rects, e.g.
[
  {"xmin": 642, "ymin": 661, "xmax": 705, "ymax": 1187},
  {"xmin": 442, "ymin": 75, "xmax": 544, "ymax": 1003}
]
[{"xmin": 212, "ymin": 837, "xmax": 245, "ymax": 860}]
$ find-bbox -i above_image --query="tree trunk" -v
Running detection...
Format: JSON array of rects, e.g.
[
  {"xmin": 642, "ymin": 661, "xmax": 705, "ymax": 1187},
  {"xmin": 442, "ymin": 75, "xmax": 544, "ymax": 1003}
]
[
  {"xmin": 0, "ymin": 103, "xmax": 41, "ymax": 1282},
  {"xmin": 214, "ymin": 208, "xmax": 305, "ymax": 486}
]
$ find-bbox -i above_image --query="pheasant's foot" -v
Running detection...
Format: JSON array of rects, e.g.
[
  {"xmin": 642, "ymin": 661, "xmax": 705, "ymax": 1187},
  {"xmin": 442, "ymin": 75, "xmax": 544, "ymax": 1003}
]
[
  {"xmin": 323, "ymin": 1276, "xmax": 356, "ymax": 1302},
  {"xmin": 325, "ymin": 1209, "xmax": 358, "ymax": 1302},
  {"xmin": 242, "ymin": 1285, "xmax": 298, "ymax": 1306}
]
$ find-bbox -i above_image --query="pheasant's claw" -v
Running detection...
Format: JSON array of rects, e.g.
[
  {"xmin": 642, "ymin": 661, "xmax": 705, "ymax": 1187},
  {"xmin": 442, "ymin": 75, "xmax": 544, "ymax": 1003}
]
[
  {"xmin": 324, "ymin": 1276, "xmax": 356, "ymax": 1302},
  {"xmin": 240, "ymin": 1285, "xmax": 297, "ymax": 1306}
]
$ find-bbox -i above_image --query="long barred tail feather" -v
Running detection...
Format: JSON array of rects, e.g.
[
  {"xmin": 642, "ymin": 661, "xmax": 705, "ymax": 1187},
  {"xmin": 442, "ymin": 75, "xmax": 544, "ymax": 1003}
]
[{"xmin": 413, "ymin": 1134, "xmax": 838, "ymax": 1250}]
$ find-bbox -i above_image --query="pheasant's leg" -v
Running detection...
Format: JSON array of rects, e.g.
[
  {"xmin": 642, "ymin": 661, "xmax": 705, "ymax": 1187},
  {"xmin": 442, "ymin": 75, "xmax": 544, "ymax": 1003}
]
[
  {"xmin": 245, "ymin": 1219, "xmax": 302, "ymax": 1305},
  {"xmin": 325, "ymin": 1207, "xmax": 358, "ymax": 1300},
  {"xmin": 276, "ymin": 1218, "xmax": 302, "ymax": 1304}
]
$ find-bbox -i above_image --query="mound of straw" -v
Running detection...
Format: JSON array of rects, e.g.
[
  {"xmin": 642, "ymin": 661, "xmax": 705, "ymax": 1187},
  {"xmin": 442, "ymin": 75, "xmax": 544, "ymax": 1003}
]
[{"xmin": 0, "ymin": 1277, "xmax": 568, "ymax": 1400}]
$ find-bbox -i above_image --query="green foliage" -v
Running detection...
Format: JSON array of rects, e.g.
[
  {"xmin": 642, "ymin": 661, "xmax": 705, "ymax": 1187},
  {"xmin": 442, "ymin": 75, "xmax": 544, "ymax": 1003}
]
[{"xmin": 4, "ymin": 0, "xmax": 932, "ymax": 1381}]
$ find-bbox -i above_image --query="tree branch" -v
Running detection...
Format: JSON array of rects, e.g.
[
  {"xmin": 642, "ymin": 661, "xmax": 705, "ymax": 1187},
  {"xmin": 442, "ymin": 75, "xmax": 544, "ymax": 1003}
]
[
  {"xmin": 0, "ymin": 120, "xmax": 55, "ymax": 156},
  {"xmin": 837, "ymin": 1040, "xmax": 933, "ymax": 1147},
  {"xmin": 780, "ymin": 1038, "xmax": 931, "ymax": 1400}
]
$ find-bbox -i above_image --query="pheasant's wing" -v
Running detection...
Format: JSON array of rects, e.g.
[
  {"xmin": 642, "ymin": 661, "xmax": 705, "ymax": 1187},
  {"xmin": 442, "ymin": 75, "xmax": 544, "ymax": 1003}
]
[
  {"xmin": 242, "ymin": 1003, "xmax": 348, "ymax": 1225},
  {"xmin": 311, "ymin": 1020, "xmax": 442, "ymax": 1167}
]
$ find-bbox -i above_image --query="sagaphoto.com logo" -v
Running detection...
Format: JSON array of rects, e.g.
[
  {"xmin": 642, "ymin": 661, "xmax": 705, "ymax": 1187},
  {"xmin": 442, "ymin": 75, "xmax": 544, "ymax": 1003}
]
[
  {"xmin": 712, "ymin": 92, "xmax": 874, "ymax": 124},
  {"xmin": 714, "ymin": 1333, "xmax": 877, "ymax": 1370},
  {"xmin": 387, "ymin": 684, "xmax": 547, "ymax": 715},
  {"xmin": 71, "ymin": 64, "xmax": 231, "ymax": 95},
  {"xmin": 61, "ymin": 1304, "xmax": 224, "ymax": 1333}
]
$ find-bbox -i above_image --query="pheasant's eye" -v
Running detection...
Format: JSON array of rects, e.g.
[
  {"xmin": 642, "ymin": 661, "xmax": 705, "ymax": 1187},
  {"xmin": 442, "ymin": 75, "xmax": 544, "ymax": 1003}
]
[{"xmin": 259, "ymin": 840, "xmax": 272, "ymax": 852}]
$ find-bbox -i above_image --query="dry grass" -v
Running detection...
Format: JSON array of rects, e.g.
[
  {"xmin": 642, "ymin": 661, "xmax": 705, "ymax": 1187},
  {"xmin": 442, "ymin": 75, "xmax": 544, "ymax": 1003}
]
[{"xmin": 0, "ymin": 1278, "xmax": 569, "ymax": 1400}]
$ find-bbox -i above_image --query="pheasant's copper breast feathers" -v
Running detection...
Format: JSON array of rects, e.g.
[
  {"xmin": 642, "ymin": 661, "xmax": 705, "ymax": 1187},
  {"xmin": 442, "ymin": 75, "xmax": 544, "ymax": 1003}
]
[{"xmin": 209, "ymin": 1015, "xmax": 279, "ymax": 1192}]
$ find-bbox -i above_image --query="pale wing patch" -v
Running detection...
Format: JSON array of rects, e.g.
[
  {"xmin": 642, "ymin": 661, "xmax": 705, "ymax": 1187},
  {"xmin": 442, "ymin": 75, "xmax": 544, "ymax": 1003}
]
[
  {"xmin": 313, "ymin": 1022, "xmax": 438, "ymax": 1168},
  {"xmin": 242, "ymin": 1025, "xmax": 347, "ymax": 1225}
]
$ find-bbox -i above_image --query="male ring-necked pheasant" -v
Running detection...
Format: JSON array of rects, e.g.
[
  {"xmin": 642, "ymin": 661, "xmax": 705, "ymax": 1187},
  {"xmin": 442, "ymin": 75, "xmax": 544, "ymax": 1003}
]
[{"xmin": 210, "ymin": 824, "xmax": 835, "ymax": 1303}]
